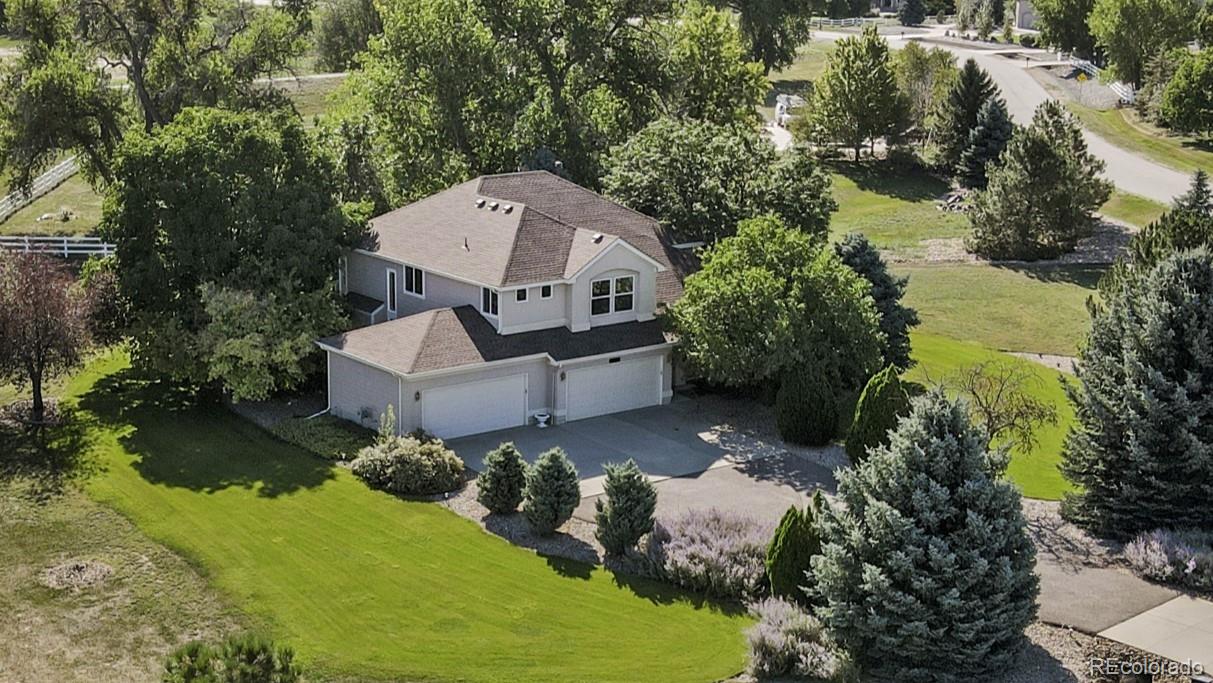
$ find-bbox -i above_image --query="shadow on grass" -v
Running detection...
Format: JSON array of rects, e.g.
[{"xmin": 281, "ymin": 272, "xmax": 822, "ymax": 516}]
[
  {"xmin": 76, "ymin": 368, "xmax": 335, "ymax": 498},
  {"xmin": 0, "ymin": 407, "xmax": 98, "ymax": 504},
  {"xmin": 826, "ymin": 161, "xmax": 951, "ymax": 202},
  {"xmin": 990, "ymin": 263, "xmax": 1105, "ymax": 289},
  {"xmin": 609, "ymin": 570, "xmax": 747, "ymax": 617}
]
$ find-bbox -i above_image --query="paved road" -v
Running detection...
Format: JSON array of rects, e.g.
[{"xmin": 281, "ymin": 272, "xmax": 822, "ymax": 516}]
[{"xmin": 812, "ymin": 29, "xmax": 1191, "ymax": 204}]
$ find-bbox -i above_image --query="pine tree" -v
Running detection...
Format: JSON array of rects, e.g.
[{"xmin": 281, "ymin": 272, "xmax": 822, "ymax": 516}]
[
  {"xmin": 476, "ymin": 442, "xmax": 528, "ymax": 514},
  {"xmin": 957, "ymin": 97, "xmax": 1014, "ymax": 189},
  {"xmin": 765, "ymin": 492, "xmax": 825, "ymax": 606},
  {"xmin": 594, "ymin": 459, "xmax": 657, "ymax": 555},
  {"xmin": 1099, "ymin": 203, "xmax": 1213, "ymax": 296},
  {"xmin": 968, "ymin": 100, "xmax": 1112, "ymax": 260},
  {"xmin": 814, "ymin": 391, "xmax": 1039, "ymax": 681},
  {"xmin": 776, "ymin": 364, "xmax": 839, "ymax": 446},
  {"xmin": 845, "ymin": 366, "xmax": 912, "ymax": 464},
  {"xmin": 1175, "ymin": 169, "xmax": 1213, "ymax": 216},
  {"xmin": 899, "ymin": 0, "xmax": 928, "ymax": 26},
  {"xmin": 522, "ymin": 448, "xmax": 581, "ymax": 535},
  {"xmin": 1061, "ymin": 249, "xmax": 1213, "ymax": 539},
  {"xmin": 835, "ymin": 233, "xmax": 919, "ymax": 370},
  {"xmin": 933, "ymin": 58, "xmax": 999, "ymax": 170}
]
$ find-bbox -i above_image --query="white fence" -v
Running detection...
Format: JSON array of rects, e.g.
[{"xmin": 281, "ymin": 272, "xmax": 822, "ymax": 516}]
[
  {"xmin": 1065, "ymin": 56, "xmax": 1136, "ymax": 104},
  {"xmin": 0, "ymin": 157, "xmax": 80, "ymax": 224},
  {"xmin": 0, "ymin": 235, "xmax": 115, "ymax": 258},
  {"xmin": 813, "ymin": 17, "xmax": 870, "ymax": 27}
]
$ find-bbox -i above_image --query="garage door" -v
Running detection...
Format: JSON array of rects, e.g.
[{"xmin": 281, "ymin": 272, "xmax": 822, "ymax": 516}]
[
  {"xmin": 566, "ymin": 356, "xmax": 661, "ymax": 422},
  {"xmin": 421, "ymin": 374, "xmax": 527, "ymax": 439}
]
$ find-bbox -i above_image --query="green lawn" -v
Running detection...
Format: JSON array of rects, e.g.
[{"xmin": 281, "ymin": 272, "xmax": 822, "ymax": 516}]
[
  {"xmin": 278, "ymin": 75, "xmax": 347, "ymax": 123},
  {"xmin": 828, "ymin": 164, "xmax": 970, "ymax": 259},
  {"xmin": 1101, "ymin": 191, "xmax": 1167, "ymax": 227},
  {"xmin": 1068, "ymin": 104, "xmax": 1213, "ymax": 176},
  {"xmin": 65, "ymin": 353, "xmax": 749, "ymax": 682},
  {"xmin": 763, "ymin": 41, "xmax": 835, "ymax": 118},
  {"xmin": 1, "ymin": 175, "xmax": 103, "ymax": 236},
  {"xmin": 908, "ymin": 333, "xmax": 1076, "ymax": 501},
  {"xmin": 896, "ymin": 262, "xmax": 1100, "ymax": 356}
]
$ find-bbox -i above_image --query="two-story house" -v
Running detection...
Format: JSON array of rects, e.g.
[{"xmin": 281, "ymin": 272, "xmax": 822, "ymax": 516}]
[{"xmin": 317, "ymin": 171, "xmax": 686, "ymax": 440}]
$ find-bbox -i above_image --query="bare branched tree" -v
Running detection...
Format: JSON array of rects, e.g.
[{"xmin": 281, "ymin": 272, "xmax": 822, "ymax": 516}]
[{"xmin": 933, "ymin": 360, "xmax": 1059, "ymax": 454}]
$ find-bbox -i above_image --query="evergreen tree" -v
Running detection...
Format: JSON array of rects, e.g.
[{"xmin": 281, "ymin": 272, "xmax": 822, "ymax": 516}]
[
  {"xmin": 594, "ymin": 459, "xmax": 658, "ymax": 555},
  {"xmin": 835, "ymin": 233, "xmax": 919, "ymax": 370},
  {"xmin": 933, "ymin": 58, "xmax": 999, "ymax": 170},
  {"xmin": 957, "ymin": 97, "xmax": 1014, "ymax": 189},
  {"xmin": 476, "ymin": 442, "xmax": 528, "ymax": 514},
  {"xmin": 899, "ymin": 0, "xmax": 928, "ymax": 25},
  {"xmin": 1175, "ymin": 169, "xmax": 1213, "ymax": 215},
  {"xmin": 1099, "ymin": 203, "xmax": 1213, "ymax": 295},
  {"xmin": 814, "ymin": 391, "xmax": 1039, "ymax": 681},
  {"xmin": 968, "ymin": 100, "xmax": 1112, "ymax": 260},
  {"xmin": 1061, "ymin": 249, "xmax": 1213, "ymax": 539},
  {"xmin": 776, "ymin": 364, "xmax": 840, "ymax": 446},
  {"xmin": 765, "ymin": 493, "xmax": 825, "ymax": 606},
  {"xmin": 845, "ymin": 366, "xmax": 912, "ymax": 464},
  {"xmin": 522, "ymin": 448, "xmax": 581, "ymax": 535}
]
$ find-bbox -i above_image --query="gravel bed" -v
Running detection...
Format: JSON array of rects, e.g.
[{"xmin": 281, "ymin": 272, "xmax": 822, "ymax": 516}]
[
  {"xmin": 1009, "ymin": 352, "xmax": 1077, "ymax": 375},
  {"xmin": 1034, "ymin": 66, "xmax": 1123, "ymax": 110},
  {"xmin": 1023, "ymin": 499, "xmax": 1122, "ymax": 570}
]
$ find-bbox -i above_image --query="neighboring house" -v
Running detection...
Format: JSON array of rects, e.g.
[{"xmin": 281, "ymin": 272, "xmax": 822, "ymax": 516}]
[
  {"xmin": 872, "ymin": 0, "xmax": 899, "ymax": 13},
  {"xmin": 1015, "ymin": 0, "xmax": 1036, "ymax": 29},
  {"xmin": 318, "ymin": 171, "xmax": 690, "ymax": 440}
]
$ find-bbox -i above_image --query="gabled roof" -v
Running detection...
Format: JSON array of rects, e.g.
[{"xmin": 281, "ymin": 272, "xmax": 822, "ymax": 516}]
[
  {"xmin": 367, "ymin": 171, "xmax": 687, "ymax": 303},
  {"xmin": 318, "ymin": 306, "xmax": 673, "ymax": 376}
]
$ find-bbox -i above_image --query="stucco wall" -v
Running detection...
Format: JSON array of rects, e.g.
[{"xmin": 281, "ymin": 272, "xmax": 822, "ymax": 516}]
[
  {"xmin": 568, "ymin": 245, "xmax": 658, "ymax": 332},
  {"xmin": 398, "ymin": 358, "xmax": 552, "ymax": 433},
  {"xmin": 327, "ymin": 352, "xmax": 400, "ymax": 431},
  {"xmin": 499, "ymin": 283, "xmax": 569, "ymax": 332},
  {"xmin": 347, "ymin": 251, "xmax": 487, "ymax": 321}
]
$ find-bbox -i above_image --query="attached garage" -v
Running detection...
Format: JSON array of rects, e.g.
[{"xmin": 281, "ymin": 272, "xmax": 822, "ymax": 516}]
[
  {"xmin": 565, "ymin": 355, "xmax": 662, "ymax": 422},
  {"xmin": 422, "ymin": 374, "xmax": 528, "ymax": 439}
]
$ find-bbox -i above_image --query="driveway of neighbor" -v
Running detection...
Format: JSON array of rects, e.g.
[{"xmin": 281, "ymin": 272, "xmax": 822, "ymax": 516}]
[{"xmin": 447, "ymin": 397, "xmax": 837, "ymax": 506}]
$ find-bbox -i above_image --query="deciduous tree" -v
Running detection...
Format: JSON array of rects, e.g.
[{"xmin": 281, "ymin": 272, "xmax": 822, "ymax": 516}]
[
  {"xmin": 315, "ymin": 0, "xmax": 382, "ymax": 72},
  {"xmin": 942, "ymin": 360, "xmax": 1059, "ymax": 454},
  {"xmin": 1031, "ymin": 0, "xmax": 1097, "ymax": 56},
  {"xmin": 893, "ymin": 41, "xmax": 957, "ymax": 135},
  {"xmin": 1089, "ymin": 0, "xmax": 1198, "ymax": 85},
  {"xmin": 663, "ymin": 2, "xmax": 768, "ymax": 126},
  {"xmin": 712, "ymin": 0, "xmax": 817, "ymax": 73},
  {"xmin": 1161, "ymin": 49, "xmax": 1213, "ymax": 137}
]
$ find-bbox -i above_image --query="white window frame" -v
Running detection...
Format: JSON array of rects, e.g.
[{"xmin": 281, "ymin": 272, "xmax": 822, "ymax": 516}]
[
  {"xmin": 540, "ymin": 284, "xmax": 553, "ymax": 299},
  {"xmin": 404, "ymin": 265, "xmax": 425, "ymax": 298},
  {"xmin": 590, "ymin": 275, "xmax": 634, "ymax": 316},
  {"xmin": 481, "ymin": 287, "xmax": 499, "ymax": 317},
  {"xmin": 386, "ymin": 268, "xmax": 398, "ymax": 318},
  {"xmin": 516, "ymin": 288, "xmax": 528, "ymax": 303}
]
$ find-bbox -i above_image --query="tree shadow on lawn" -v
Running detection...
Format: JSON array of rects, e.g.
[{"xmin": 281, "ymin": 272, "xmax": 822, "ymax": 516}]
[
  {"xmin": 826, "ymin": 161, "xmax": 951, "ymax": 203},
  {"xmin": 990, "ymin": 262, "xmax": 1105, "ymax": 289},
  {"xmin": 609, "ymin": 571, "xmax": 747, "ymax": 617},
  {"xmin": 76, "ymin": 369, "xmax": 335, "ymax": 498},
  {"xmin": 0, "ymin": 407, "xmax": 99, "ymax": 504}
]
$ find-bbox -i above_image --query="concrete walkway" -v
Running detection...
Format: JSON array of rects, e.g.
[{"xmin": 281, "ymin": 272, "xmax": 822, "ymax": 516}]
[{"xmin": 1099, "ymin": 596, "xmax": 1213, "ymax": 670}]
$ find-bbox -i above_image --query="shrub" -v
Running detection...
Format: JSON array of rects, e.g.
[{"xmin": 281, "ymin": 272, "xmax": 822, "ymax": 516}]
[
  {"xmin": 745, "ymin": 598, "xmax": 857, "ymax": 682},
  {"xmin": 765, "ymin": 494, "xmax": 824, "ymax": 606},
  {"xmin": 594, "ymin": 459, "xmax": 657, "ymax": 555},
  {"xmin": 1018, "ymin": 33, "xmax": 1036, "ymax": 47},
  {"xmin": 163, "ymin": 633, "xmax": 300, "ymax": 682},
  {"xmin": 351, "ymin": 436, "xmax": 465, "ymax": 495},
  {"xmin": 522, "ymin": 447, "xmax": 580, "ymax": 535},
  {"xmin": 1124, "ymin": 529, "xmax": 1213, "ymax": 592},
  {"xmin": 270, "ymin": 416, "xmax": 375, "ymax": 461},
  {"xmin": 815, "ymin": 390, "xmax": 1039, "ymax": 681},
  {"xmin": 776, "ymin": 365, "xmax": 839, "ymax": 446},
  {"xmin": 845, "ymin": 366, "xmax": 911, "ymax": 464},
  {"xmin": 644, "ymin": 509, "xmax": 773, "ymax": 601},
  {"xmin": 476, "ymin": 442, "xmax": 528, "ymax": 514}
]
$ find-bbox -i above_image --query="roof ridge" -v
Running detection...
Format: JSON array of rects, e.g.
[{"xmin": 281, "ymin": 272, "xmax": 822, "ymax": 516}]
[
  {"xmin": 536, "ymin": 171, "xmax": 664, "ymax": 228},
  {"xmin": 501, "ymin": 206, "xmax": 578, "ymax": 286},
  {"xmin": 407, "ymin": 308, "xmax": 444, "ymax": 374}
]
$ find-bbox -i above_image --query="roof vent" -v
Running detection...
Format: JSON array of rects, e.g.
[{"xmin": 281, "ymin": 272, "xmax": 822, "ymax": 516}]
[
  {"xmin": 503, "ymin": 204, "xmax": 514, "ymax": 214},
  {"xmin": 475, "ymin": 198, "xmax": 486, "ymax": 208},
  {"xmin": 463, "ymin": 237, "xmax": 470, "ymax": 251},
  {"xmin": 592, "ymin": 233, "xmax": 604, "ymax": 243},
  {"xmin": 489, "ymin": 201, "xmax": 499, "ymax": 211}
]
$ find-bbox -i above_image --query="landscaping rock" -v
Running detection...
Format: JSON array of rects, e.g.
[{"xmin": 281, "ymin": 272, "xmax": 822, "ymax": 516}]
[{"xmin": 40, "ymin": 559, "xmax": 113, "ymax": 591}]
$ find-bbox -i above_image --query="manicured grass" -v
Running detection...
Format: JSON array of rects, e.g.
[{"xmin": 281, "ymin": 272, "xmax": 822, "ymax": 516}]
[
  {"xmin": 278, "ymin": 75, "xmax": 347, "ymax": 123},
  {"xmin": 1067, "ymin": 104, "xmax": 1213, "ymax": 176},
  {"xmin": 895, "ymin": 262, "xmax": 1100, "ymax": 356},
  {"xmin": 1101, "ymin": 191, "xmax": 1167, "ymax": 227},
  {"xmin": 762, "ymin": 41, "xmax": 834, "ymax": 118},
  {"xmin": 0, "ymin": 175, "xmax": 103, "ymax": 236},
  {"xmin": 828, "ymin": 164, "xmax": 970, "ymax": 259},
  {"xmin": 67, "ymin": 353, "xmax": 749, "ymax": 682},
  {"xmin": 907, "ymin": 333, "xmax": 1076, "ymax": 501}
]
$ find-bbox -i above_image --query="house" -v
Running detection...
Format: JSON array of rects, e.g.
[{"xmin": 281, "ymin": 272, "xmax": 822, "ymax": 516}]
[
  {"xmin": 317, "ymin": 171, "xmax": 689, "ymax": 440},
  {"xmin": 1015, "ymin": 0, "xmax": 1036, "ymax": 29}
]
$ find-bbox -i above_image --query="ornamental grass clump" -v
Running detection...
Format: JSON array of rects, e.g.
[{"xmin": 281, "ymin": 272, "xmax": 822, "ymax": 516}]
[
  {"xmin": 476, "ymin": 442, "xmax": 528, "ymax": 514},
  {"xmin": 745, "ymin": 598, "xmax": 857, "ymax": 682},
  {"xmin": 522, "ymin": 447, "xmax": 580, "ymax": 535},
  {"xmin": 644, "ymin": 508, "xmax": 773, "ymax": 601}
]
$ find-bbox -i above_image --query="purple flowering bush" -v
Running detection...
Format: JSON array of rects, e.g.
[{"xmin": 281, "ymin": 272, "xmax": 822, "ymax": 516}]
[
  {"xmin": 1124, "ymin": 529, "xmax": 1213, "ymax": 591},
  {"xmin": 745, "ymin": 598, "xmax": 857, "ymax": 681},
  {"xmin": 643, "ymin": 509, "xmax": 773, "ymax": 601}
]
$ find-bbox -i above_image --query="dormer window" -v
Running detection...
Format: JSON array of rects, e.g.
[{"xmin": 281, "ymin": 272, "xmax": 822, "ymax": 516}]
[
  {"xmin": 591, "ymin": 276, "xmax": 634, "ymax": 316},
  {"xmin": 481, "ymin": 287, "xmax": 499, "ymax": 317}
]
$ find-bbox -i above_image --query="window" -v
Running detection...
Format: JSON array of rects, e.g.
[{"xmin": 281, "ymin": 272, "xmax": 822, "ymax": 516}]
[
  {"xmin": 481, "ymin": 287, "xmax": 499, "ymax": 316},
  {"xmin": 338, "ymin": 256, "xmax": 348, "ymax": 295},
  {"xmin": 516, "ymin": 288, "xmax": 528, "ymax": 303},
  {"xmin": 404, "ymin": 265, "xmax": 424, "ymax": 297},
  {"xmin": 386, "ymin": 269, "xmax": 397, "ymax": 315},
  {"xmin": 590, "ymin": 275, "xmax": 635, "ymax": 316},
  {"xmin": 541, "ymin": 284, "xmax": 553, "ymax": 299}
]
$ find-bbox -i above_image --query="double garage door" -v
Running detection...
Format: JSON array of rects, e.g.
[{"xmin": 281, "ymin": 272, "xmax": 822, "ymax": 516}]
[
  {"xmin": 421, "ymin": 374, "xmax": 527, "ymax": 440},
  {"xmin": 566, "ymin": 356, "xmax": 662, "ymax": 422}
]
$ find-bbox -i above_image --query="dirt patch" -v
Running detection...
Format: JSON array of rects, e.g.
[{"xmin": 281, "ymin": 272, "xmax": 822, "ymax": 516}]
[
  {"xmin": 40, "ymin": 560, "xmax": 113, "ymax": 591},
  {"xmin": 1009, "ymin": 352, "xmax": 1077, "ymax": 375},
  {"xmin": 905, "ymin": 219, "xmax": 1135, "ymax": 265}
]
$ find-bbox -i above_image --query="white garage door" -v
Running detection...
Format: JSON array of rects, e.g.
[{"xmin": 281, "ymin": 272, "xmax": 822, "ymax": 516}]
[
  {"xmin": 566, "ymin": 356, "xmax": 661, "ymax": 422},
  {"xmin": 421, "ymin": 374, "xmax": 527, "ymax": 439}
]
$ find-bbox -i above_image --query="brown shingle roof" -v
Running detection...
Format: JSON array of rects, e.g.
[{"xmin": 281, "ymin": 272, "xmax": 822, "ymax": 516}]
[{"xmin": 318, "ymin": 306, "xmax": 673, "ymax": 375}]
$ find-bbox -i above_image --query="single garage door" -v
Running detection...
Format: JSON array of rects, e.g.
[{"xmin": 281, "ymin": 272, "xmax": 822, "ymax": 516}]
[
  {"xmin": 422, "ymin": 374, "xmax": 527, "ymax": 439},
  {"xmin": 566, "ymin": 356, "xmax": 661, "ymax": 422}
]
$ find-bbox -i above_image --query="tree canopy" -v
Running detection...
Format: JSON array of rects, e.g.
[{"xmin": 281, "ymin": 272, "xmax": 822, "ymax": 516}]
[
  {"xmin": 932, "ymin": 58, "xmax": 999, "ymax": 171},
  {"xmin": 1031, "ymin": 0, "xmax": 1097, "ymax": 56},
  {"xmin": 712, "ymin": 0, "xmax": 817, "ymax": 74},
  {"xmin": 1161, "ymin": 49, "xmax": 1213, "ymax": 137},
  {"xmin": 1089, "ymin": 0, "xmax": 1198, "ymax": 85},
  {"xmin": 834, "ymin": 232, "xmax": 919, "ymax": 370}
]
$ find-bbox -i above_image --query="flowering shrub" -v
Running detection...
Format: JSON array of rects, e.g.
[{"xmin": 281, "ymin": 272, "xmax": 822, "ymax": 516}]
[
  {"xmin": 643, "ymin": 509, "xmax": 773, "ymax": 601},
  {"xmin": 351, "ymin": 436, "xmax": 465, "ymax": 495},
  {"xmin": 1124, "ymin": 529, "xmax": 1213, "ymax": 591},
  {"xmin": 745, "ymin": 598, "xmax": 857, "ymax": 682}
]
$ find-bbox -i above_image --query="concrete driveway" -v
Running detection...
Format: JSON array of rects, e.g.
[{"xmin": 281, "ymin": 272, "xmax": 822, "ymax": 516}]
[{"xmin": 447, "ymin": 397, "xmax": 837, "ymax": 512}]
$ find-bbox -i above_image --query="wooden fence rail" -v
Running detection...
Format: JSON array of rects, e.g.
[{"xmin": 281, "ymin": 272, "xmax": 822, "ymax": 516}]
[{"xmin": 0, "ymin": 235, "xmax": 115, "ymax": 258}]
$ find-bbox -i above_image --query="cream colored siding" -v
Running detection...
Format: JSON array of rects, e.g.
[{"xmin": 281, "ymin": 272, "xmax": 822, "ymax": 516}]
[
  {"xmin": 327, "ymin": 352, "xmax": 400, "ymax": 430},
  {"xmin": 398, "ymin": 358, "xmax": 552, "ymax": 433},
  {"xmin": 347, "ymin": 251, "xmax": 486, "ymax": 320},
  {"xmin": 568, "ymin": 245, "xmax": 658, "ymax": 331},
  {"xmin": 553, "ymin": 348, "xmax": 671, "ymax": 421},
  {"xmin": 499, "ymin": 283, "xmax": 569, "ymax": 333}
]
